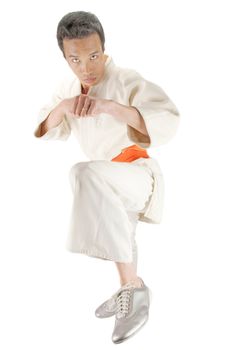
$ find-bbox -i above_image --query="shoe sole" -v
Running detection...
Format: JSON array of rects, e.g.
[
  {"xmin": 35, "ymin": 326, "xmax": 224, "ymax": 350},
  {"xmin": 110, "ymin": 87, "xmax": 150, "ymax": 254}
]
[{"xmin": 95, "ymin": 311, "xmax": 116, "ymax": 318}]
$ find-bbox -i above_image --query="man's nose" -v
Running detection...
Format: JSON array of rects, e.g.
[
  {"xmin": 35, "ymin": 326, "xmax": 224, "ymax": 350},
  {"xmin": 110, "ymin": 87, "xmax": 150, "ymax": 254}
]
[{"xmin": 80, "ymin": 62, "xmax": 91, "ymax": 74}]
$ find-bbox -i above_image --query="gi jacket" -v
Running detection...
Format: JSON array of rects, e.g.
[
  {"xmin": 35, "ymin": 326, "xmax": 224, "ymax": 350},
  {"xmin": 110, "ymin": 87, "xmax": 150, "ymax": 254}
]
[{"xmin": 34, "ymin": 56, "xmax": 180, "ymax": 224}]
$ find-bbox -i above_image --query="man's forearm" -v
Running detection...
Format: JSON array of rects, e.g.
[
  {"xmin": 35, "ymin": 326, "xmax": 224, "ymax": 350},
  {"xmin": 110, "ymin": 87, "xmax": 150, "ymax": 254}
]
[
  {"xmin": 108, "ymin": 101, "xmax": 149, "ymax": 136},
  {"xmin": 39, "ymin": 103, "xmax": 65, "ymax": 137}
]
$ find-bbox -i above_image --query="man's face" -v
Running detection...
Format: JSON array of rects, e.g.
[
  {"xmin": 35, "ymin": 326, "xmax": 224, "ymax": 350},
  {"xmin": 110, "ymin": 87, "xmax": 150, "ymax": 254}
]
[{"xmin": 63, "ymin": 33, "xmax": 107, "ymax": 89}]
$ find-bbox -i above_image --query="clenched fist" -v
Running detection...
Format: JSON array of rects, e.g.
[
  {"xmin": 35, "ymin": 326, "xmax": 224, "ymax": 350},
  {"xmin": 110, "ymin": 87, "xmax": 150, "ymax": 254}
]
[{"xmin": 62, "ymin": 94, "xmax": 113, "ymax": 118}]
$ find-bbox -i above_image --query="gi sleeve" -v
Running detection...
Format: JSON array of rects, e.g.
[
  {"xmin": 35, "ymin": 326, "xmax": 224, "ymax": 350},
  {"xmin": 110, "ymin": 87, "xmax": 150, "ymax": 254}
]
[
  {"xmin": 34, "ymin": 82, "xmax": 71, "ymax": 141},
  {"xmin": 124, "ymin": 70, "xmax": 180, "ymax": 148}
]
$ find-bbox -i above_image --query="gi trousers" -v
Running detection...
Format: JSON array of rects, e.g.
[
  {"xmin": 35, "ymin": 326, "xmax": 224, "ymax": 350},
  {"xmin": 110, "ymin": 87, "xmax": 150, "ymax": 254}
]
[{"xmin": 66, "ymin": 159, "xmax": 154, "ymax": 269}]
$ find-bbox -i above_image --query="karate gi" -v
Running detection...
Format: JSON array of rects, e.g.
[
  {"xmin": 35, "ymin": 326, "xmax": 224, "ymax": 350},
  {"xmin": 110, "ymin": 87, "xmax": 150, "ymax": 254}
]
[{"xmin": 34, "ymin": 55, "xmax": 180, "ymax": 263}]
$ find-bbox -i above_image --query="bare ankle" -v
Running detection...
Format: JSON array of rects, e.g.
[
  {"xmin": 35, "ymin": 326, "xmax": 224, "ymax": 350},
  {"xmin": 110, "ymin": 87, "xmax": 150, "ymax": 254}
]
[{"xmin": 120, "ymin": 276, "xmax": 143, "ymax": 288}]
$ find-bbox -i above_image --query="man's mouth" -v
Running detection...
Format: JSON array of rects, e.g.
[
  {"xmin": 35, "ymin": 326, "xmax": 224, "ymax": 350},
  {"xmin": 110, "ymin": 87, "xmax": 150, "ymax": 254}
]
[{"xmin": 83, "ymin": 77, "xmax": 96, "ymax": 83}]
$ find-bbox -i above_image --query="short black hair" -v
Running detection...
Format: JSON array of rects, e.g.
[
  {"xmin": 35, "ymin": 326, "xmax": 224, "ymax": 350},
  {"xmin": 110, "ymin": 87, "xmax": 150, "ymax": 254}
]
[{"xmin": 57, "ymin": 11, "xmax": 105, "ymax": 57}]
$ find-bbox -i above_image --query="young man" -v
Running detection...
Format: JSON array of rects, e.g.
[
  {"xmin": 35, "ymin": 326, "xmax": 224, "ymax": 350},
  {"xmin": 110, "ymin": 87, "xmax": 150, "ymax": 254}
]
[{"xmin": 34, "ymin": 11, "xmax": 180, "ymax": 344}]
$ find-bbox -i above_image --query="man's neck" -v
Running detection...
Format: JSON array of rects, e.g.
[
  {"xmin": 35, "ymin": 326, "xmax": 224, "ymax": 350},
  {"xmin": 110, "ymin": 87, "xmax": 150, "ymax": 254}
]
[{"xmin": 81, "ymin": 85, "xmax": 90, "ymax": 94}]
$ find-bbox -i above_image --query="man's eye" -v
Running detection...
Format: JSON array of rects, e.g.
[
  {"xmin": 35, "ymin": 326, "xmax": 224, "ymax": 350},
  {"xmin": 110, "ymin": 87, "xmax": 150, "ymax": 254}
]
[
  {"xmin": 90, "ymin": 55, "xmax": 98, "ymax": 60},
  {"xmin": 72, "ymin": 58, "xmax": 80, "ymax": 63}
]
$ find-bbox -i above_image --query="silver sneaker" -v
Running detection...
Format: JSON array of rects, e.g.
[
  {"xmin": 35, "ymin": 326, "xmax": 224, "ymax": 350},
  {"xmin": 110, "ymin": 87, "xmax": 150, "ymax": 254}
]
[{"xmin": 111, "ymin": 280, "xmax": 151, "ymax": 344}]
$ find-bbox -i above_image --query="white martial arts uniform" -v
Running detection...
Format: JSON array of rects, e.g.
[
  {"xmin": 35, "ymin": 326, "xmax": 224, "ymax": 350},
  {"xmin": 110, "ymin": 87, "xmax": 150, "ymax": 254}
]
[{"xmin": 34, "ymin": 55, "xmax": 180, "ymax": 263}]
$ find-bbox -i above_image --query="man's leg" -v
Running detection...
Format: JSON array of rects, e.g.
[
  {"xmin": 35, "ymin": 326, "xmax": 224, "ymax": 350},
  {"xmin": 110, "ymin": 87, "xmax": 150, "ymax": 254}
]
[
  {"xmin": 115, "ymin": 210, "xmax": 142, "ymax": 288},
  {"xmin": 115, "ymin": 262, "xmax": 143, "ymax": 287},
  {"xmin": 67, "ymin": 160, "xmax": 153, "ymax": 262}
]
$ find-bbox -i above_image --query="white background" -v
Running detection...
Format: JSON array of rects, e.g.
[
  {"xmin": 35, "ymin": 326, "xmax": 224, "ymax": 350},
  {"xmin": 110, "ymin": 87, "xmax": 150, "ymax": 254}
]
[{"xmin": 0, "ymin": 0, "xmax": 231, "ymax": 349}]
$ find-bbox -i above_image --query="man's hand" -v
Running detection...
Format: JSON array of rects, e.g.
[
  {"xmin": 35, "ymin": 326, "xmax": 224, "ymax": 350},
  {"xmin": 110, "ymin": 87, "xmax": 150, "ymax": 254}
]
[
  {"xmin": 61, "ymin": 94, "xmax": 149, "ymax": 136},
  {"xmin": 62, "ymin": 94, "xmax": 112, "ymax": 118}
]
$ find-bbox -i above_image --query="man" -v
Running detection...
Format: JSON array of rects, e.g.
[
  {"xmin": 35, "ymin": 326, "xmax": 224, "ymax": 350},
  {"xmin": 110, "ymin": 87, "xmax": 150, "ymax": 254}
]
[{"xmin": 34, "ymin": 11, "xmax": 180, "ymax": 344}]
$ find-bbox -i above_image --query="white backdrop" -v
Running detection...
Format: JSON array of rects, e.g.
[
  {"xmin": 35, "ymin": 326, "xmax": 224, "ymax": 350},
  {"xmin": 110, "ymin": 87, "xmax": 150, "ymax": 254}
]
[{"xmin": 0, "ymin": 0, "xmax": 231, "ymax": 349}]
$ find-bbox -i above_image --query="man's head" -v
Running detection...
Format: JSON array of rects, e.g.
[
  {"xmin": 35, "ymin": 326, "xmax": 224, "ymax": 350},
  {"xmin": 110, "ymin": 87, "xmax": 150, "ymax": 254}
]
[{"xmin": 57, "ymin": 11, "xmax": 107, "ymax": 89}]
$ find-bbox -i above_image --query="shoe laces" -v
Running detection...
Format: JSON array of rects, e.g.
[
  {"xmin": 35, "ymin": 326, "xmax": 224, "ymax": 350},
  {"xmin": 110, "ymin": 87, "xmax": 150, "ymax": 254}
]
[
  {"xmin": 116, "ymin": 286, "xmax": 133, "ymax": 318},
  {"xmin": 115, "ymin": 279, "xmax": 143, "ymax": 318}
]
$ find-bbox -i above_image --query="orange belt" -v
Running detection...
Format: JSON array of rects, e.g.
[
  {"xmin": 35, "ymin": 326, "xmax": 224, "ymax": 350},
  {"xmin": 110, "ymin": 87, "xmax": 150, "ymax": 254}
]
[{"xmin": 111, "ymin": 144, "xmax": 150, "ymax": 162}]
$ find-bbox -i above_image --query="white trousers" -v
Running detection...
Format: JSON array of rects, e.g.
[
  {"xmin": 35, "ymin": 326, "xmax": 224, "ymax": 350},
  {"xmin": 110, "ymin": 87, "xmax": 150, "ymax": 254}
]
[{"xmin": 66, "ymin": 159, "xmax": 154, "ymax": 268}]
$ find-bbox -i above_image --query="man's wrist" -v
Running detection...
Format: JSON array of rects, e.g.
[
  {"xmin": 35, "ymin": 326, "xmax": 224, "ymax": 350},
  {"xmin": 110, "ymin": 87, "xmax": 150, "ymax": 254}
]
[
  {"xmin": 58, "ymin": 100, "xmax": 67, "ymax": 115},
  {"xmin": 104, "ymin": 99, "xmax": 116, "ymax": 115}
]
